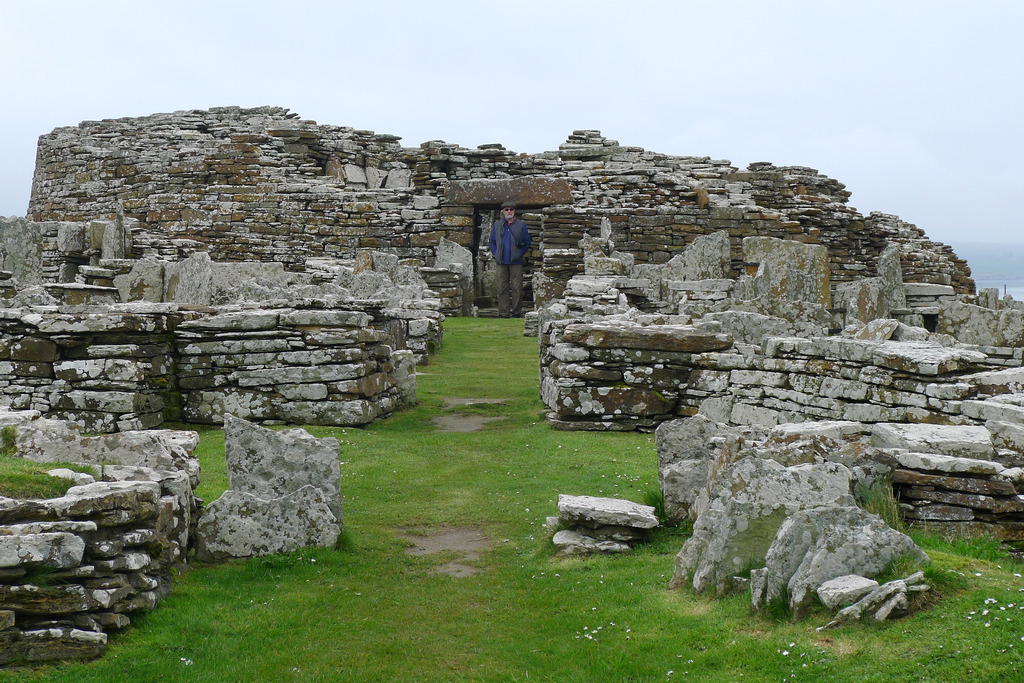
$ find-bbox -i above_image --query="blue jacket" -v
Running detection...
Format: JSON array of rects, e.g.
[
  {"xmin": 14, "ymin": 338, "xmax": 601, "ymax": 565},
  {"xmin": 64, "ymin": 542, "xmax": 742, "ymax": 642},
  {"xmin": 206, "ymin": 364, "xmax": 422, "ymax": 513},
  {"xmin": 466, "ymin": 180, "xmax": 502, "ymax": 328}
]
[{"xmin": 489, "ymin": 218, "xmax": 531, "ymax": 265}]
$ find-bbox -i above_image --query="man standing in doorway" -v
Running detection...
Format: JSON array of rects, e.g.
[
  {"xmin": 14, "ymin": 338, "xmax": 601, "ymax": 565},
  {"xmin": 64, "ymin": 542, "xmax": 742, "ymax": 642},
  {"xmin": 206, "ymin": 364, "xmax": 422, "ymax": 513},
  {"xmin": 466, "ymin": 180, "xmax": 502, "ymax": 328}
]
[{"xmin": 488, "ymin": 200, "xmax": 532, "ymax": 318}]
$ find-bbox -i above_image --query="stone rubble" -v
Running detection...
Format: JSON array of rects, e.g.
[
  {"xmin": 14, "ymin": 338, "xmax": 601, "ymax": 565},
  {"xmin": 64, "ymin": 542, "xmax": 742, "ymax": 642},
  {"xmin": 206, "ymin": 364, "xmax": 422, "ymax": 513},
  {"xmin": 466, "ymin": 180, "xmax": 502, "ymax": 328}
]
[
  {"xmin": 819, "ymin": 571, "xmax": 930, "ymax": 629},
  {"xmin": 657, "ymin": 412, "xmax": 1024, "ymax": 622},
  {"xmin": 670, "ymin": 456, "xmax": 855, "ymax": 596},
  {"xmin": 752, "ymin": 504, "xmax": 927, "ymax": 620}
]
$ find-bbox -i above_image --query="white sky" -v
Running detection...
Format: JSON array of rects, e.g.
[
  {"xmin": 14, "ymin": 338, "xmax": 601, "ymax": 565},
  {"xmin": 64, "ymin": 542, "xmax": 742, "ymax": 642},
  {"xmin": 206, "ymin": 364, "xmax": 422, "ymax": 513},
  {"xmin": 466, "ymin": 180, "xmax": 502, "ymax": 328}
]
[{"xmin": 1, "ymin": 0, "xmax": 1022, "ymax": 246}]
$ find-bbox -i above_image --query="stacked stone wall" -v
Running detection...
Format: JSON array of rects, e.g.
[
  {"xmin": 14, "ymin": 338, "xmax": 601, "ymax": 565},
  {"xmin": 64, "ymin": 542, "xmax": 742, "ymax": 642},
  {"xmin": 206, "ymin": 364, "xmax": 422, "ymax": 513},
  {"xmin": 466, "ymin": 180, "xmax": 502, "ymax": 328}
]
[
  {"xmin": 0, "ymin": 306, "xmax": 187, "ymax": 431},
  {"xmin": 540, "ymin": 318, "xmax": 1022, "ymax": 432},
  {"xmin": 0, "ymin": 302, "xmax": 418, "ymax": 432},
  {"xmin": 176, "ymin": 306, "xmax": 416, "ymax": 426},
  {"xmin": 0, "ymin": 411, "xmax": 199, "ymax": 664},
  {"xmin": 26, "ymin": 108, "xmax": 975, "ymax": 310}
]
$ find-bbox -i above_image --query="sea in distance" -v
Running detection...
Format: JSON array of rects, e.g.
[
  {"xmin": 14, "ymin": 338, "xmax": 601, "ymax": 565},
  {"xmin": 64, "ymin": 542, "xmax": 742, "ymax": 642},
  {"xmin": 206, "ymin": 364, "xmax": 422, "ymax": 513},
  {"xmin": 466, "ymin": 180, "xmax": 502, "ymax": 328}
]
[{"xmin": 948, "ymin": 241, "xmax": 1024, "ymax": 301}]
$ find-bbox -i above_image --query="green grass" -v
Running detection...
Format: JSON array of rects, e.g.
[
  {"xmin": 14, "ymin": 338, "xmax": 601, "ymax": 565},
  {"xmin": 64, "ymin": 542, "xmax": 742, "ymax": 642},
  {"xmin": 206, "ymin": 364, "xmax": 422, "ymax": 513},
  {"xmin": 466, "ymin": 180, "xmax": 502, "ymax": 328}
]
[
  {"xmin": 0, "ymin": 426, "xmax": 97, "ymax": 499},
  {"xmin": 5, "ymin": 317, "xmax": 1024, "ymax": 680}
]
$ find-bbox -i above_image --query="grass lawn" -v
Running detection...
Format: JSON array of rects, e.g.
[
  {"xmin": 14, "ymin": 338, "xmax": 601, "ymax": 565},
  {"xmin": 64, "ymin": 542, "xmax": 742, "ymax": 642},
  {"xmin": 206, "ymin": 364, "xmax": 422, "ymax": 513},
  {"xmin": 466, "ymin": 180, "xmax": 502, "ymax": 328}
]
[{"xmin": 6, "ymin": 317, "xmax": 1024, "ymax": 681}]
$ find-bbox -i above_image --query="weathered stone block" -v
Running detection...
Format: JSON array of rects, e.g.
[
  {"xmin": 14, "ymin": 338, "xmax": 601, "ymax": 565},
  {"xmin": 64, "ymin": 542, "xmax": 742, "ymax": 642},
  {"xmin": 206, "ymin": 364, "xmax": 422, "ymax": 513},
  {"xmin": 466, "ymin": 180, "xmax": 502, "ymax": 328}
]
[
  {"xmin": 560, "ymin": 322, "xmax": 733, "ymax": 353},
  {"xmin": 194, "ymin": 486, "xmax": 340, "ymax": 561},
  {"xmin": 871, "ymin": 423, "xmax": 994, "ymax": 460},
  {"xmin": 444, "ymin": 177, "xmax": 573, "ymax": 205},
  {"xmin": 557, "ymin": 495, "xmax": 658, "ymax": 530},
  {"xmin": 223, "ymin": 414, "xmax": 341, "ymax": 520},
  {"xmin": 0, "ymin": 533, "xmax": 85, "ymax": 569}
]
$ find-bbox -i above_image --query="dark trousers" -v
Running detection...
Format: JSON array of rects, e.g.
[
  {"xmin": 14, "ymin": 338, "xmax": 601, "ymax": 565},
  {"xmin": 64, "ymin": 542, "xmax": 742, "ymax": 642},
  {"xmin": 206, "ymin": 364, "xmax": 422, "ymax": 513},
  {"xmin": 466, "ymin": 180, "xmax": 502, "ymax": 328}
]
[{"xmin": 496, "ymin": 263, "xmax": 523, "ymax": 317}]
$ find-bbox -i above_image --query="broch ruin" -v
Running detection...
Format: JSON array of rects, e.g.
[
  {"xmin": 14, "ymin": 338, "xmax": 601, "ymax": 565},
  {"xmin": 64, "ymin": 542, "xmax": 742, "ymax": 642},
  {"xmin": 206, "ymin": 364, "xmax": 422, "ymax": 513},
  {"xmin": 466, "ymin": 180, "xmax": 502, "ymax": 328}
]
[{"xmin": 2, "ymin": 105, "xmax": 1024, "ymax": 662}]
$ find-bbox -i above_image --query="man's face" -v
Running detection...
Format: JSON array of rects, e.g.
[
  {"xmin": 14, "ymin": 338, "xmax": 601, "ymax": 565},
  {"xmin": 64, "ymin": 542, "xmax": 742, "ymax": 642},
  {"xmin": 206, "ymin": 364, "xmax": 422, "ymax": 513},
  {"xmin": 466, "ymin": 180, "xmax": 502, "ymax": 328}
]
[{"xmin": 503, "ymin": 207, "xmax": 515, "ymax": 221}]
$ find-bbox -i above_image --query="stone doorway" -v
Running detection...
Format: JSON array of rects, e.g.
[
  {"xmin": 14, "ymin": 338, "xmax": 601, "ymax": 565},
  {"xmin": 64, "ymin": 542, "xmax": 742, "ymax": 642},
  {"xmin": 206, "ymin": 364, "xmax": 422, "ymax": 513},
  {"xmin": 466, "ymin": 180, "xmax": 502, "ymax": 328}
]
[
  {"xmin": 444, "ymin": 177, "xmax": 573, "ymax": 314},
  {"xmin": 472, "ymin": 205, "xmax": 536, "ymax": 313}
]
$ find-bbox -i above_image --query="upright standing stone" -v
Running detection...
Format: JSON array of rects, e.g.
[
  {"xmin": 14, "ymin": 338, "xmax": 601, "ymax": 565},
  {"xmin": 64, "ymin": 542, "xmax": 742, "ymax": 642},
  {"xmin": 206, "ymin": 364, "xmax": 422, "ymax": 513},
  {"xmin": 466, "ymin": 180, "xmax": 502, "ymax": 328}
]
[
  {"xmin": 194, "ymin": 415, "xmax": 342, "ymax": 561},
  {"xmin": 745, "ymin": 236, "xmax": 831, "ymax": 309},
  {"xmin": 0, "ymin": 216, "xmax": 43, "ymax": 286}
]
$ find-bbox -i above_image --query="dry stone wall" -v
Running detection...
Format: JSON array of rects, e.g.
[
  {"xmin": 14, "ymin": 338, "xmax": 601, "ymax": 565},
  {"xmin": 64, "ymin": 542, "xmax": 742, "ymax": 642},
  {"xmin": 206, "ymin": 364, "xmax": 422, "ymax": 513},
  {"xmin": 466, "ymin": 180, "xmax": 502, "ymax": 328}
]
[
  {"xmin": 0, "ymin": 409, "xmax": 199, "ymax": 664},
  {"xmin": 25, "ymin": 107, "xmax": 975, "ymax": 310},
  {"xmin": 176, "ymin": 305, "xmax": 416, "ymax": 427},
  {"xmin": 0, "ymin": 301, "xmax": 417, "ymax": 432},
  {"xmin": 539, "ymin": 316, "xmax": 1024, "ymax": 433}
]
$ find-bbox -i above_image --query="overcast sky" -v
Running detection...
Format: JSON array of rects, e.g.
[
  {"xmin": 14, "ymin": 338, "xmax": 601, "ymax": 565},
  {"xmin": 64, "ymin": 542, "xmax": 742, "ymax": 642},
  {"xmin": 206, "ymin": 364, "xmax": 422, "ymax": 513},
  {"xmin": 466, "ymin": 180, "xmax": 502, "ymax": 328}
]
[{"xmin": 2, "ymin": 0, "xmax": 1021, "ymax": 247}]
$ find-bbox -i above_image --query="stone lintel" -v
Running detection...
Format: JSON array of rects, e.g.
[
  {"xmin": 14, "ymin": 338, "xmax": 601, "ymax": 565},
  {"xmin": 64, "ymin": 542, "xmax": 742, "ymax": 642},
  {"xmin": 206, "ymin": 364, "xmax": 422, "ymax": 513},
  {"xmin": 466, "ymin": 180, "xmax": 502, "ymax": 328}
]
[{"xmin": 444, "ymin": 178, "xmax": 574, "ymax": 207}]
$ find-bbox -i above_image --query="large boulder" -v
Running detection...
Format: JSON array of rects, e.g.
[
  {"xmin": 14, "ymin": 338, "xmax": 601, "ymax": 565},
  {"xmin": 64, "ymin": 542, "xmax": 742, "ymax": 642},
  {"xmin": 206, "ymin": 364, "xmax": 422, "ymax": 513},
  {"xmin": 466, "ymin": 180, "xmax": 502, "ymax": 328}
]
[
  {"xmin": 670, "ymin": 457, "xmax": 853, "ymax": 595},
  {"xmin": 756, "ymin": 504, "xmax": 928, "ymax": 619}
]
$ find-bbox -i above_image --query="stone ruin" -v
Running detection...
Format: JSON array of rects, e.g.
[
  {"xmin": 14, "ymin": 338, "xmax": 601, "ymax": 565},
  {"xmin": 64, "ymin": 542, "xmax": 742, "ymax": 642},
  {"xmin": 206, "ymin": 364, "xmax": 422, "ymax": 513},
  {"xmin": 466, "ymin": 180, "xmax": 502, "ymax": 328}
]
[
  {"xmin": 0, "ymin": 408, "xmax": 200, "ymax": 663},
  {"xmin": 10, "ymin": 106, "xmax": 975, "ymax": 307},
  {"xmin": 2, "ymin": 106, "xmax": 1022, "ymax": 634},
  {"xmin": 0, "ymin": 408, "xmax": 340, "ymax": 664},
  {"xmin": 0, "ymin": 298, "xmax": 419, "ymax": 433},
  {"xmin": 534, "ymin": 228, "xmax": 1024, "ymax": 623},
  {"xmin": 0, "ymin": 105, "xmax": 994, "ymax": 434}
]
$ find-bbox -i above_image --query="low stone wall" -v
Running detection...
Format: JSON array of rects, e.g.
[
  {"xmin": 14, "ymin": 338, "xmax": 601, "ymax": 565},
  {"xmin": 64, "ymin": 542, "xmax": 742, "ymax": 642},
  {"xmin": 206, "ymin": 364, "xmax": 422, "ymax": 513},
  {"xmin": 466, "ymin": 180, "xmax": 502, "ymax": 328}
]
[
  {"xmin": 0, "ymin": 305, "xmax": 189, "ymax": 431},
  {"xmin": 540, "ymin": 319, "xmax": 733, "ymax": 431},
  {"xmin": 0, "ymin": 301, "xmax": 419, "ymax": 432},
  {"xmin": 176, "ymin": 305, "xmax": 417, "ymax": 426},
  {"xmin": 0, "ymin": 410, "xmax": 199, "ymax": 664},
  {"xmin": 540, "ymin": 318, "xmax": 1024, "ymax": 432},
  {"xmin": 696, "ymin": 336, "xmax": 989, "ymax": 427}
]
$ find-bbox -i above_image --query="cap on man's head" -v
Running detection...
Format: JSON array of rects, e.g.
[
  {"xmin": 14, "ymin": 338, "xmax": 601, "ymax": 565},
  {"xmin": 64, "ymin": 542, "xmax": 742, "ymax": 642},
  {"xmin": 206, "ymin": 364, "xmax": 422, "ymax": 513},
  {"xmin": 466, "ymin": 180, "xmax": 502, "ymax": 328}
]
[{"xmin": 501, "ymin": 201, "xmax": 516, "ymax": 210}]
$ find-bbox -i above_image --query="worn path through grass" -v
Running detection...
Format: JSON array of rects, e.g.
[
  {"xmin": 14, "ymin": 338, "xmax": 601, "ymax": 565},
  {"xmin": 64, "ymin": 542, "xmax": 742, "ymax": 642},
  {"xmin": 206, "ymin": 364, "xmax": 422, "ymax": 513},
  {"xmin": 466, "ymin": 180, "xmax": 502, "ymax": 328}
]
[{"xmin": 9, "ymin": 317, "xmax": 1024, "ymax": 681}]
